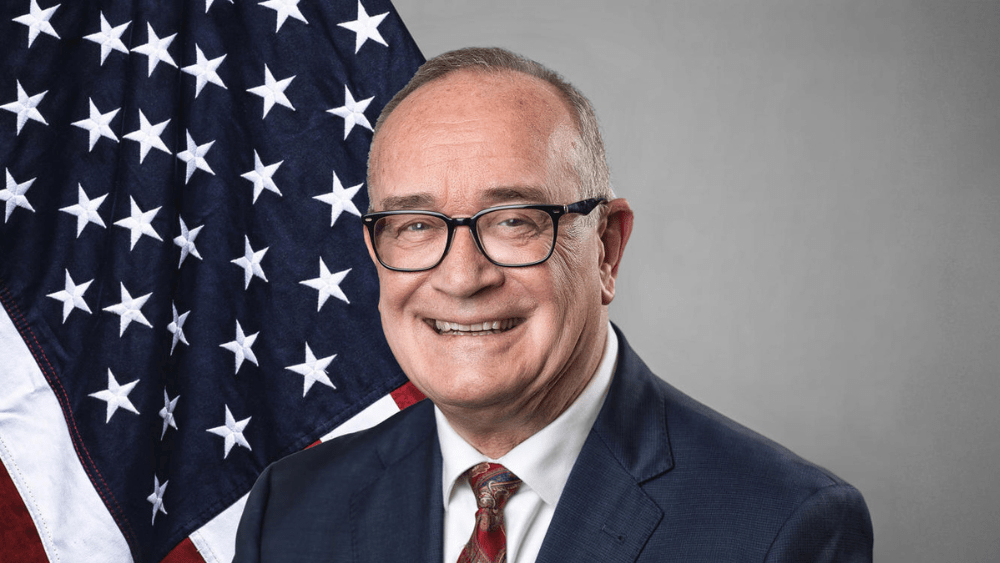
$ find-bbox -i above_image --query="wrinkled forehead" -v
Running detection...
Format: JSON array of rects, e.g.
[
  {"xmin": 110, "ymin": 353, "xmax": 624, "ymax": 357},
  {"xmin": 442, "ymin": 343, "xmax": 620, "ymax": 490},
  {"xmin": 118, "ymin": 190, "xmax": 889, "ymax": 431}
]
[{"xmin": 367, "ymin": 70, "xmax": 579, "ymax": 207}]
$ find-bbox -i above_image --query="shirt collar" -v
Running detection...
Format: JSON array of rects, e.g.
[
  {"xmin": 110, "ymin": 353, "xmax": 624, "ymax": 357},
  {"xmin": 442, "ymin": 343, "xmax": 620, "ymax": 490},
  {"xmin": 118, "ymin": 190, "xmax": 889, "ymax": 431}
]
[{"xmin": 436, "ymin": 324, "xmax": 619, "ymax": 507}]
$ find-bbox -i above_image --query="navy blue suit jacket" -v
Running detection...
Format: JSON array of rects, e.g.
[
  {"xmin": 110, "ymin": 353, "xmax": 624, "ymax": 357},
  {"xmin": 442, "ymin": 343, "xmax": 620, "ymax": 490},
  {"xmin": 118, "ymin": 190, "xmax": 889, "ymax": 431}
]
[{"xmin": 233, "ymin": 326, "xmax": 873, "ymax": 562}]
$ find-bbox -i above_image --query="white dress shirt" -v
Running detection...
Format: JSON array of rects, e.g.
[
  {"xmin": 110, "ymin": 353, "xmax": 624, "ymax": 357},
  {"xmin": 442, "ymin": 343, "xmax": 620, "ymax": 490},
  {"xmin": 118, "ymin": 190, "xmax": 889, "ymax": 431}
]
[{"xmin": 436, "ymin": 325, "xmax": 618, "ymax": 563}]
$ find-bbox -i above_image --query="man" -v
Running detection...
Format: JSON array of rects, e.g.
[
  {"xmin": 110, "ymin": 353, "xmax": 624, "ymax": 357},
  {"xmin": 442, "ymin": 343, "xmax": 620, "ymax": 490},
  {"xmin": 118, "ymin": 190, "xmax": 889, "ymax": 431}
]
[{"xmin": 234, "ymin": 47, "xmax": 873, "ymax": 562}]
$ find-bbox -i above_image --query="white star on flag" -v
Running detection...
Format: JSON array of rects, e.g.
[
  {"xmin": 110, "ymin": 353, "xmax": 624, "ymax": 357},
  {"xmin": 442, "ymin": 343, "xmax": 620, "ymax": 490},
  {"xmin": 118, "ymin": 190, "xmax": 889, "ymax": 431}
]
[
  {"xmin": 182, "ymin": 44, "xmax": 227, "ymax": 98},
  {"xmin": 326, "ymin": 85, "xmax": 373, "ymax": 140},
  {"xmin": 46, "ymin": 269, "xmax": 93, "ymax": 323},
  {"xmin": 285, "ymin": 343, "xmax": 337, "ymax": 397},
  {"xmin": 159, "ymin": 390, "xmax": 179, "ymax": 439},
  {"xmin": 232, "ymin": 235, "xmax": 269, "ymax": 289},
  {"xmin": 241, "ymin": 150, "xmax": 283, "ymax": 203},
  {"xmin": 147, "ymin": 475, "xmax": 168, "ymax": 525},
  {"xmin": 102, "ymin": 282, "xmax": 153, "ymax": 337},
  {"xmin": 88, "ymin": 369, "xmax": 140, "ymax": 423},
  {"xmin": 247, "ymin": 65, "xmax": 295, "ymax": 118},
  {"xmin": 167, "ymin": 302, "xmax": 190, "ymax": 355},
  {"xmin": 13, "ymin": 0, "xmax": 60, "ymax": 48},
  {"xmin": 206, "ymin": 405, "xmax": 252, "ymax": 459},
  {"xmin": 205, "ymin": 0, "xmax": 234, "ymax": 13},
  {"xmin": 314, "ymin": 171, "xmax": 362, "ymax": 227},
  {"xmin": 0, "ymin": 0, "xmax": 427, "ymax": 559},
  {"xmin": 338, "ymin": 1, "xmax": 389, "ymax": 53},
  {"xmin": 173, "ymin": 216, "xmax": 203, "ymax": 268},
  {"xmin": 219, "ymin": 320, "xmax": 259, "ymax": 375},
  {"xmin": 114, "ymin": 196, "xmax": 162, "ymax": 250},
  {"xmin": 59, "ymin": 183, "xmax": 107, "ymax": 237},
  {"xmin": 259, "ymin": 0, "xmax": 308, "ymax": 32},
  {"xmin": 300, "ymin": 259, "xmax": 350, "ymax": 310},
  {"xmin": 176, "ymin": 130, "xmax": 216, "ymax": 183},
  {"xmin": 123, "ymin": 110, "xmax": 171, "ymax": 164},
  {"xmin": 2, "ymin": 80, "xmax": 47, "ymax": 134},
  {"xmin": 83, "ymin": 12, "xmax": 130, "ymax": 65},
  {"xmin": 131, "ymin": 22, "xmax": 177, "ymax": 77},
  {"xmin": 1, "ymin": 168, "xmax": 36, "ymax": 223},
  {"xmin": 72, "ymin": 98, "xmax": 120, "ymax": 152}
]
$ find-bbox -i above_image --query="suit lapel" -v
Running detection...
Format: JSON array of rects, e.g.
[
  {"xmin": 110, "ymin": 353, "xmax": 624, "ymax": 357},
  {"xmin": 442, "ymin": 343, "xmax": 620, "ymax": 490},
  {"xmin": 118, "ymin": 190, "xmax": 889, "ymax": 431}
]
[
  {"xmin": 350, "ymin": 400, "xmax": 444, "ymax": 563},
  {"xmin": 536, "ymin": 434, "xmax": 665, "ymax": 563},
  {"xmin": 537, "ymin": 326, "xmax": 674, "ymax": 563}
]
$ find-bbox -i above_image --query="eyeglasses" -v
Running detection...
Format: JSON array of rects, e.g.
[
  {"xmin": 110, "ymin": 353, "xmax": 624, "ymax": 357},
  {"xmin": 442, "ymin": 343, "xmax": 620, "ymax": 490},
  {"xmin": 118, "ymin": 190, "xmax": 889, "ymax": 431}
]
[{"xmin": 363, "ymin": 198, "xmax": 606, "ymax": 272}]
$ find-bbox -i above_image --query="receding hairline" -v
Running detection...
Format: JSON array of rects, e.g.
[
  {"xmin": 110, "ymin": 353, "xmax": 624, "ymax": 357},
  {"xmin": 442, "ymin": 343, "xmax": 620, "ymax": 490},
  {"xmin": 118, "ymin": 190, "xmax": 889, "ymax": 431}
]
[
  {"xmin": 372, "ymin": 55, "xmax": 585, "ymax": 144},
  {"xmin": 367, "ymin": 47, "xmax": 613, "ymax": 210}
]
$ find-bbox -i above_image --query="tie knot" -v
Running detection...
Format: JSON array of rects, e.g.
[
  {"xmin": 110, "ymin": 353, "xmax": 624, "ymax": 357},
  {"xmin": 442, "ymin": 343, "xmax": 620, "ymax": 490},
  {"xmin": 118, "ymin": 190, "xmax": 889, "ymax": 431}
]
[
  {"xmin": 457, "ymin": 463, "xmax": 520, "ymax": 563},
  {"xmin": 465, "ymin": 462, "xmax": 521, "ymax": 511}
]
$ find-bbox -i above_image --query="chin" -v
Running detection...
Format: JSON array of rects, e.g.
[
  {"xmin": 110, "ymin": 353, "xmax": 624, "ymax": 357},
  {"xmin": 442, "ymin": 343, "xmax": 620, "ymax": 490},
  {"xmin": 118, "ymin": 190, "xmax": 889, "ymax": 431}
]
[{"xmin": 407, "ymin": 358, "xmax": 528, "ymax": 408}]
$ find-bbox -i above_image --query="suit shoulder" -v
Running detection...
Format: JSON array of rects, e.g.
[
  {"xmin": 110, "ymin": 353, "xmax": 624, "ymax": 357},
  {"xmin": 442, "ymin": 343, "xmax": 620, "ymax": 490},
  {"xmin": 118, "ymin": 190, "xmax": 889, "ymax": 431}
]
[
  {"xmin": 658, "ymin": 375, "xmax": 849, "ymax": 490},
  {"xmin": 610, "ymin": 336, "xmax": 872, "ymax": 559},
  {"xmin": 234, "ymin": 400, "xmax": 439, "ymax": 561},
  {"xmin": 262, "ymin": 398, "xmax": 435, "ymax": 491},
  {"xmin": 613, "ymin": 332, "xmax": 851, "ymax": 492},
  {"xmin": 611, "ymin": 330, "xmax": 864, "ymax": 505},
  {"xmin": 634, "ymin": 367, "xmax": 862, "ymax": 514}
]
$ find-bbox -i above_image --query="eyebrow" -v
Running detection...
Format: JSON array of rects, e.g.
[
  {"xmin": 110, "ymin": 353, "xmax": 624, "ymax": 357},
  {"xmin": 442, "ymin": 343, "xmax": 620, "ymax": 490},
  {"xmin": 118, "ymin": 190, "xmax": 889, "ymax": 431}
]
[
  {"xmin": 378, "ymin": 193, "xmax": 436, "ymax": 211},
  {"xmin": 481, "ymin": 185, "xmax": 550, "ymax": 206},
  {"xmin": 376, "ymin": 185, "xmax": 552, "ymax": 212}
]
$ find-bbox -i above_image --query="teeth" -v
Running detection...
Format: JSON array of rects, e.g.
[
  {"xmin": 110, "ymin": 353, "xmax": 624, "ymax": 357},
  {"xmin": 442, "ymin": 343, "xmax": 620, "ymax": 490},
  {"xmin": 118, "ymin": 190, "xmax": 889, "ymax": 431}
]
[{"xmin": 434, "ymin": 319, "xmax": 517, "ymax": 334}]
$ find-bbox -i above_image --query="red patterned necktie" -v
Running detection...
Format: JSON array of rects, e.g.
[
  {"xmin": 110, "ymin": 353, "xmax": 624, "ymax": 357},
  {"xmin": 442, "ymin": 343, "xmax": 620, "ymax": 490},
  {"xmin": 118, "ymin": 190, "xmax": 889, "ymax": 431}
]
[{"xmin": 457, "ymin": 462, "xmax": 522, "ymax": 563}]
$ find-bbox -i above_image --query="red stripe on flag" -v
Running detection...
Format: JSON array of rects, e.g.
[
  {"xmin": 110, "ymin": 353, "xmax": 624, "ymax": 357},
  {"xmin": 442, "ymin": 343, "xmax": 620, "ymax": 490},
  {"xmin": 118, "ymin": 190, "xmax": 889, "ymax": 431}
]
[
  {"xmin": 161, "ymin": 538, "xmax": 206, "ymax": 563},
  {"xmin": 0, "ymin": 458, "xmax": 48, "ymax": 563},
  {"xmin": 390, "ymin": 381, "xmax": 426, "ymax": 410},
  {"xmin": 0, "ymin": 285, "xmax": 137, "ymax": 548},
  {"xmin": 306, "ymin": 382, "xmax": 425, "ymax": 449}
]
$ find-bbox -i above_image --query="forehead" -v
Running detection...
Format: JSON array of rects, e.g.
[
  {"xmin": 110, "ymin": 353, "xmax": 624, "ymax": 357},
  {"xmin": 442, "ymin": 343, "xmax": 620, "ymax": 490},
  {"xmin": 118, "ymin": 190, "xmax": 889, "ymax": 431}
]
[{"xmin": 369, "ymin": 70, "xmax": 578, "ymax": 210}]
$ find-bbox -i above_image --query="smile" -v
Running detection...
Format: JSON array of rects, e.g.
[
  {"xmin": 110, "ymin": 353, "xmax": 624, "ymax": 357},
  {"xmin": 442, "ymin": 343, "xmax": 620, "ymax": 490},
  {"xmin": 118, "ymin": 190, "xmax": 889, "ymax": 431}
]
[{"xmin": 431, "ymin": 318, "xmax": 522, "ymax": 335}]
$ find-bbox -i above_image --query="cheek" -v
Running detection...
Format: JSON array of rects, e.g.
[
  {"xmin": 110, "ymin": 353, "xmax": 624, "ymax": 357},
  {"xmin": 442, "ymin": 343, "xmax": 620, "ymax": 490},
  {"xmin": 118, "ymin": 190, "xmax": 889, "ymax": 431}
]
[
  {"xmin": 376, "ymin": 272, "xmax": 414, "ymax": 325},
  {"xmin": 547, "ymin": 267, "xmax": 578, "ymax": 317},
  {"xmin": 376, "ymin": 278, "xmax": 418, "ymax": 372},
  {"xmin": 547, "ymin": 238, "xmax": 601, "ymax": 310}
]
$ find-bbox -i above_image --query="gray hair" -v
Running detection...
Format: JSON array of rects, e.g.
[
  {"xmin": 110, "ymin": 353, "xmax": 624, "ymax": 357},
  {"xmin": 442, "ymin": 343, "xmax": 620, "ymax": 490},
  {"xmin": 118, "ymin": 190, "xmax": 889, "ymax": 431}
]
[{"xmin": 368, "ymin": 47, "xmax": 613, "ymax": 208}]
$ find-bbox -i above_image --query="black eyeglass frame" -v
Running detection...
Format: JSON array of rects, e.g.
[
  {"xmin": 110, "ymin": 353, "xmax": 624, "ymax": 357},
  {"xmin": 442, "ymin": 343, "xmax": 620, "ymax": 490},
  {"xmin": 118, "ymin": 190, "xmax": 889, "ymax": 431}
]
[{"xmin": 362, "ymin": 197, "xmax": 607, "ymax": 272}]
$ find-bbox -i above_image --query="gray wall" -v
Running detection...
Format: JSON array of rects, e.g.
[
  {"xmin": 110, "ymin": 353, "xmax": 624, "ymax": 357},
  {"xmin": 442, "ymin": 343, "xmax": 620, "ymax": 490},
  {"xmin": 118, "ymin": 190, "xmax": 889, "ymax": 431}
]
[{"xmin": 391, "ymin": 0, "xmax": 1000, "ymax": 561}]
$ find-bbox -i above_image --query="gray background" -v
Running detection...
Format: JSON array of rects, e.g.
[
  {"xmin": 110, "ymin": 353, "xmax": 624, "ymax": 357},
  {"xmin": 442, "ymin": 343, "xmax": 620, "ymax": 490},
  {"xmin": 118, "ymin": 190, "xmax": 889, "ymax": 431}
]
[
  {"xmin": 391, "ymin": 0, "xmax": 1000, "ymax": 561},
  {"xmin": 395, "ymin": 0, "xmax": 1000, "ymax": 562}
]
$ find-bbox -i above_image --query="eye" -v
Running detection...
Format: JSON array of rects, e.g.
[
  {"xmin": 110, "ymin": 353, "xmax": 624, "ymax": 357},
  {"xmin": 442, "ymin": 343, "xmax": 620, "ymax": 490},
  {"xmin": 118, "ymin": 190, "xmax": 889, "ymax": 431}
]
[
  {"xmin": 487, "ymin": 210, "xmax": 543, "ymax": 233},
  {"xmin": 498, "ymin": 216, "xmax": 529, "ymax": 228},
  {"xmin": 388, "ymin": 216, "xmax": 445, "ymax": 241},
  {"xmin": 402, "ymin": 221, "xmax": 432, "ymax": 232}
]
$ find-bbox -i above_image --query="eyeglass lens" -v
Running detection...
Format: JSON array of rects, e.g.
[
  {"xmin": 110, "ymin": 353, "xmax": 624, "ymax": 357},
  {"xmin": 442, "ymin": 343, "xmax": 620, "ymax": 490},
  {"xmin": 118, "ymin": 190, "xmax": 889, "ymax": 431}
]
[{"xmin": 372, "ymin": 207, "xmax": 555, "ymax": 270}]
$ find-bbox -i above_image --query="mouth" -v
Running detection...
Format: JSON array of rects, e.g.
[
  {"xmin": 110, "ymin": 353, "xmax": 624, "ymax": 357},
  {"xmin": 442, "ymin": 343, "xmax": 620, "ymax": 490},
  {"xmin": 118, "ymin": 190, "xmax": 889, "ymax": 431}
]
[{"xmin": 429, "ymin": 318, "xmax": 523, "ymax": 336}]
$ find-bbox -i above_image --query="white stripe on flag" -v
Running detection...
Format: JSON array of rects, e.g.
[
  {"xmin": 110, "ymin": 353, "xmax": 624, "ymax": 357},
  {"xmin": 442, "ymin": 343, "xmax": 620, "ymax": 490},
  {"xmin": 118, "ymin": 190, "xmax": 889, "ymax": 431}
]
[
  {"xmin": 1, "ymin": 304, "xmax": 404, "ymax": 563},
  {"xmin": 0, "ymin": 307, "xmax": 133, "ymax": 562},
  {"xmin": 189, "ymin": 497, "xmax": 247, "ymax": 563},
  {"xmin": 319, "ymin": 393, "xmax": 402, "ymax": 442}
]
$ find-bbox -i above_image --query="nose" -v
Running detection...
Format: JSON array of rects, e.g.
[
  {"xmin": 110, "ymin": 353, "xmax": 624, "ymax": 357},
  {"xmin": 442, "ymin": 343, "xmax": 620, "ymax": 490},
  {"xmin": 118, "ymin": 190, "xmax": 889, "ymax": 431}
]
[{"xmin": 430, "ymin": 226, "xmax": 504, "ymax": 297}]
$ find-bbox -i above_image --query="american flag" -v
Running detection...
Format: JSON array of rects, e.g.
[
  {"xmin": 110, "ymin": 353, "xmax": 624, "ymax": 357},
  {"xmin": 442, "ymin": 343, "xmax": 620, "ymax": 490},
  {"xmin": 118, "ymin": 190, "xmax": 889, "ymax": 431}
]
[{"xmin": 0, "ymin": 1, "xmax": 425, "ymax": 561}]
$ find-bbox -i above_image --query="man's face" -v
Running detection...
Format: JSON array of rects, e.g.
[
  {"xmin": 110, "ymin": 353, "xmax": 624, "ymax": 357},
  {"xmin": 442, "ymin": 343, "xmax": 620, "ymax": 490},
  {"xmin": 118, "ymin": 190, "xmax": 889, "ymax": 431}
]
[{"xmin": 366, "ymin": 70, "xmax": 611, "ymax": 418}]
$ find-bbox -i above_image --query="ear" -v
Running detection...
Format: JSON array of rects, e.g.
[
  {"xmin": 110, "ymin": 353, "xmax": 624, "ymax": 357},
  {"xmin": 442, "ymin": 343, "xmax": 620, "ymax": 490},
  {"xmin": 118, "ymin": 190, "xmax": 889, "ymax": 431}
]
[{"xmin": 597, "ymin": 198, "xmax": 634, "ymax": 306}]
